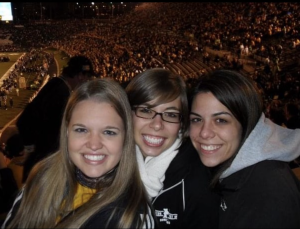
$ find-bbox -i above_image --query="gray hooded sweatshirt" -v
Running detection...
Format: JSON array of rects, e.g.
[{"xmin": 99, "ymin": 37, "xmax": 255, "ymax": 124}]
[{"xmin": 221, "ymin": 113, "xmax": 300, "ymax": 179}]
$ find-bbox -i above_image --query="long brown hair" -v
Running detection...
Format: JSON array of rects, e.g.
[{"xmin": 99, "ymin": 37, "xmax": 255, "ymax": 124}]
[{"xmin": 7, "ymin": 78, "xmax": 151, "ymax": 228}]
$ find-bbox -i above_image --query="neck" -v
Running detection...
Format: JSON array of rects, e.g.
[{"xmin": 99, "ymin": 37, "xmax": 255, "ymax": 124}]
[
  {"xmin": 75, "ymin": 167, "xmax": 117, "ymax": 189},
  {"xmin": 75, "ymin": 167, "xmax": 101, "ymax": 189}
]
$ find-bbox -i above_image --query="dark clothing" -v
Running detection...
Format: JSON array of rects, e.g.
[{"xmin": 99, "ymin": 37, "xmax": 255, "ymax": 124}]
[
  {"xmin": 285, "ymin": 116, "xmax": 300, "ymax": 169},
  {"xmin": 2, "ymin": 188, "xmax": 156, "ymax": 229},
  {"xmin": 218, "ymin": 160, "xmax": 300, "ymax": 228},
  {"xmin": 16, "ymin": 77, "xmax": 71, "ymax": 182},
  {"xmin": 0, "ymin": 168, "xmax": 18, "ymax": 214},
  {"xmin": 82, "ymin": 199, "xmax": 156, "ymax": 228},
  {"xmin": 152, "ymin": 139, "xmax": 220, "ymax": 228},
  {"xmin": 0, "ymin": 168, "xmax": 18, "ymax": 227},
  {"xmin": 285, "ymin": 116, "xmax": 300, "ymax": 129}
]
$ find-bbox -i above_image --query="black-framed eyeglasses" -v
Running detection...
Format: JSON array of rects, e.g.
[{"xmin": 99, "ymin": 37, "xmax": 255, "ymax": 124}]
[{"xmin": 133, "ymin": 107, "xmax": 182, "ymax": 123}]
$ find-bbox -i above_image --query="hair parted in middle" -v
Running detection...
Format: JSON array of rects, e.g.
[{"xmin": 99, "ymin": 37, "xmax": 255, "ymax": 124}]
[{"xmin": 10, "ymin": 78, "xmax": 150, "ymax": 229}]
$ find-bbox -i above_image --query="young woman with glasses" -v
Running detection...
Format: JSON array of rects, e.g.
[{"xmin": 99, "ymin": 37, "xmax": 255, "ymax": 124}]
[{"xmin": 125, "ymin": 68, "xmax": 220, "ymax": 228}]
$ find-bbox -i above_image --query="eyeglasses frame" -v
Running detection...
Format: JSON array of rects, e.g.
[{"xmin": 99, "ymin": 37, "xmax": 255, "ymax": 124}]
[{"xmin": 133, "ymin": 106, "xmax": 182, "ymax": 123}]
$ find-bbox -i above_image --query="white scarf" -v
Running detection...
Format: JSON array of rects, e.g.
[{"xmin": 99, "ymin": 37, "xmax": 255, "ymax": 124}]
[{"xmin": 136, "ymin": 138, "xmax": 182, "ymax": 198}]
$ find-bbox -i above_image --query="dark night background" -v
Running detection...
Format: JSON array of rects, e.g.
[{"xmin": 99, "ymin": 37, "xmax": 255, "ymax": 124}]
[{"xmin": 10, "ymin": 2, "xmax": 139, "ymax": 22}]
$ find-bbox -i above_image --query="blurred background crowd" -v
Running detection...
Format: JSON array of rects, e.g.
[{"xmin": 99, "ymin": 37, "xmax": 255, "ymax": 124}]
[{"xmin": 0, "ymin": 2, "xmax": 299, "ymax": 127}]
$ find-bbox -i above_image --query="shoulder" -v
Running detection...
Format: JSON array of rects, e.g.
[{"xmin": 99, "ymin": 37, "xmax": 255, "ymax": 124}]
[
  {"xmin": 220, "ymin": 161, "xmax": 300, "ymax": 228},
  {"xmin": 225, "ymin": 160, "xmax": 300, "ymax": 194},
  {"xmin": 47, "ymin": 77, "xmax": 70, "ymax": 91},
  {"xmin": 252, "ymin": 160, "xmax": 295, "ymax": 177},
  {"xmin": 253, "ymin": 160, "xmax": 300, "ymax": 189}
]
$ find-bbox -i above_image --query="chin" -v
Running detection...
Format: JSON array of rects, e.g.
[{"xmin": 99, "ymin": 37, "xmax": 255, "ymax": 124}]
[
  {"xmin": 200, "ymin": 157, "xmax": 219, "ymax": 168},
  {"xmin": 82, "ymin": 170, "xmax": 105, "ymax": 178}
]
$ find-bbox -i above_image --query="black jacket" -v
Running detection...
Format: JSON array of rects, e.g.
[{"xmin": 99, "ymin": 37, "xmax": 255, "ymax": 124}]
[
  {"xmin": 16, "ymin": 77, "xmax": 71, "ymax": 182},
  {"xmin": 218, "ymin": 160, "xmax": 300, "ymax": 228},
  {"xmin": 2, "ymin": 188, "xmax": 157, "ymax": 229},
  {"xmin": 152, "ymin": 139, "xmax": 220, "ymax": 228},
  {"xmin": 0, "ymin": 168, "xmax": 18, "ymax": 214}
]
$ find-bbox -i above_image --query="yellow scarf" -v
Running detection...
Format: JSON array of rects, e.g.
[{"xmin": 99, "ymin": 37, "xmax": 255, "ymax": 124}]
[
  {"xmin": 73, "ymin": 183, "xmax": 97, "ymax": 209},
  {"xmin": 56, "ymin": 183, "xmax": 96, "ymax": 224}
]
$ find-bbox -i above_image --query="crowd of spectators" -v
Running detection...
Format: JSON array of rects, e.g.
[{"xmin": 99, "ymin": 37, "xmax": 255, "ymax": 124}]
[
  {"xmin": 0, "ymin": 49, "xmax": 54, "ymax": 109},
  {"xmin": 0, "ymin": 2, "xmax": 299, "ymax": 126}
]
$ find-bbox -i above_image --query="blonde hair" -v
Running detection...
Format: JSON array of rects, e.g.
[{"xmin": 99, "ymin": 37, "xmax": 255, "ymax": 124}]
[{"xmin": 8, "ymin": 78, "xmax": 151, "ymax": 228}]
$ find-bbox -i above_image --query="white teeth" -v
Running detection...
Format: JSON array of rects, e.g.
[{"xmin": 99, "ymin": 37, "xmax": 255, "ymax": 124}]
[
  {"xmin": 143, "ymin": 135, "xmax": 164, "ymax": 145},
  {"xmin": 84, "ymin": 154, "xmax": 105, "ymax": 161},
  {"xmin": 201, "ymin": 144, "xmax": 221, "ymax": 151}
]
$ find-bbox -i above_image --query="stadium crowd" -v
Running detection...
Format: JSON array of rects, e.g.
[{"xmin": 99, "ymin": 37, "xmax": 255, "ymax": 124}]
[{"xmin": 0, "ymin": 2, "xmax": 299, "ymax": 126}]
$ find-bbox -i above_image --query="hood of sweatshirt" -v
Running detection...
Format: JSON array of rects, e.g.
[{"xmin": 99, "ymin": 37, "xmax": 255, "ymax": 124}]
[{"xmin": 220, "ymin": 113, "xmax": 300, "ymax": 179}]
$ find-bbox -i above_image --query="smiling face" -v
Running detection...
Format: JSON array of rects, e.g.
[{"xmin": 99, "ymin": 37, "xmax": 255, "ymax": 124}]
[
  {"xmin": 133, "ymin": 97, "xmax": 181, "ymax": 158},
  {"xmin": 189, "ymin": 92, "xmax": 242, "ymax": 167},
  {"xmin": 68, "ymin": 99, "xmax": 124, "ymax": 178}
]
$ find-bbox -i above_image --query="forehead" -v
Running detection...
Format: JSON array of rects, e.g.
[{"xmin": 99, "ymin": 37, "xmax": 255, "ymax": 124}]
[
  {"xmin": 192, "ymin": 92, "xmax": 227, "ymax": 111},
  {"xmin": 145, "ymin": 96, "xmax": 182, "ymax": 109},
  {"xmin": 70, "ymin": 100, "xmax": 123, "ymax": 126}
]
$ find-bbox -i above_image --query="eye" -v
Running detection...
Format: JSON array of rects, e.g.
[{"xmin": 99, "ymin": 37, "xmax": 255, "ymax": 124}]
[
  {"xmin": 103, "ymin": 130, "xmax": 117, "ymax": 136},
  {"xmin": 138, "ymin": 107, "xmax": 152, "ymax": 114},
  {"xmin": 74, "ymin": 127, "xmax": 87, "ymax": 133},
  {"xmin": 190, "ymin": 117, "xmax": 202, "ymax": 123},
  {"xmin": 216, "ymin": 118, "xmax": 228, "ymax": 124},
  {"xmin": 164, "ymin": 112, "xmax": 180, "ymax": 118}
]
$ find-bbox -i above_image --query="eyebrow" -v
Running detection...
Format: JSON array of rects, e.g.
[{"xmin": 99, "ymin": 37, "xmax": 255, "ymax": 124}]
[
  {"xmin": 141, "ymin": 103, "xmax": 181, "ymax": 111},
  {"xmin": 190, "ymin": 112, "xmax": 201, "ymax": 117},
  {"xmin": 105, "ymin": 126, "xmax": 122, "ymax": 131},
  {"xmin": 72, "ymin": 124, "xmax": 122, "ymax": 131},
  {"xmin": 164, "ymin": 107, "xmax": 181, "ymax": 111},
  {"xmin": 190, "ymin": 111, "xmax": 233, "ymax": 117}
]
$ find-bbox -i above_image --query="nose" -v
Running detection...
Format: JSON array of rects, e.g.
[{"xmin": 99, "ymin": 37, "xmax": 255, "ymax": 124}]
[
  {"xmin": 149, "ymin": 114, "xmax": 164, "ymax": 131},
  {"xmin": 86, "ymin": 133, "xmax": 103, "ymax": 150},
  {"xmin": 199, "ymin": 122, "xmax": 215, "ymax": 139}
]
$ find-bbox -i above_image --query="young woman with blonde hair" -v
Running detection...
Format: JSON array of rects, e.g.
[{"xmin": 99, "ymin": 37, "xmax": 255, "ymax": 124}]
[{"xmin": 2, "ymin": 78, "xmax": 156, "ymax": 229}]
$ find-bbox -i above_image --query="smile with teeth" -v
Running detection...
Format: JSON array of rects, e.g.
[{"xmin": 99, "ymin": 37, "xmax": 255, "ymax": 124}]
[
  {"xmin": 201, "ymin": 144, "xmax": 221, "ymax": 151},
  {"xmin": 84, "ymin": 154, "xmax": 105, "ymax": 161},
  {"xmin": 143, "ymin": 135, "xmax": 164, "ymax": 145}
]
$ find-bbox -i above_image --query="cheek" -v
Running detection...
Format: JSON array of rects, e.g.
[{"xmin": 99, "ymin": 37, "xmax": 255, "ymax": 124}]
[
  {"xmin": 169, "ymin": 125, "xmax": 181, "ymax": 138},
  {"xmin": 189, "ymin": 125, "xmax": 198, "ymax": 139},
  {"xmin": 111, "ymin": 139, "xmax": 124, "ymax": 159},
  {"xmin": 224, "ymin": 126, "xmax": 242, "ymax": 156},
  {"xmin": 67, "ymin": 134, "xmax": 84, "ymax": 152},
  {"xmin": 133, "ymin": 115, "xmax": 142, "ymax": 128},
  {"xmin": 114, "ymin": 138, "xmax": 124, "ymax": 152},
  {"xmin": 133, "ymin": 116, "xmax": 148, "ymax": 135}
]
